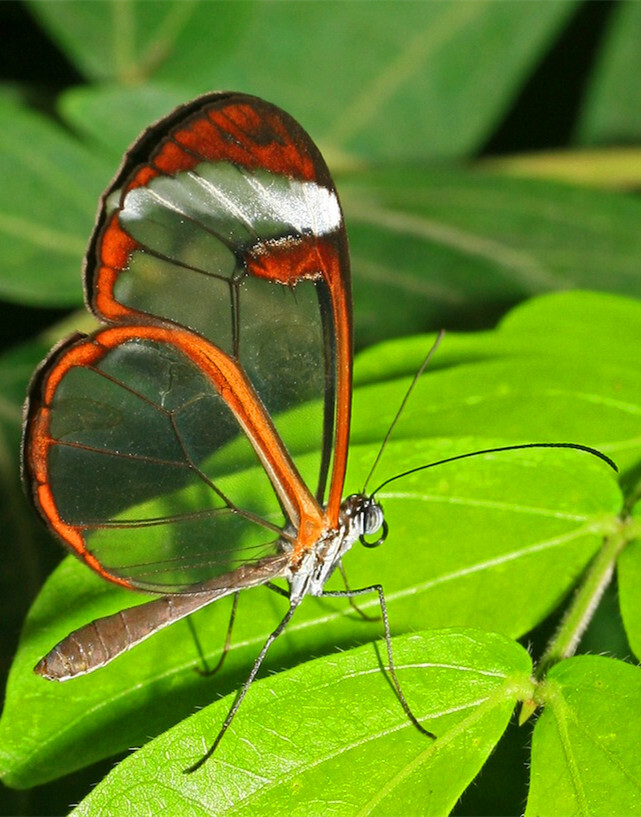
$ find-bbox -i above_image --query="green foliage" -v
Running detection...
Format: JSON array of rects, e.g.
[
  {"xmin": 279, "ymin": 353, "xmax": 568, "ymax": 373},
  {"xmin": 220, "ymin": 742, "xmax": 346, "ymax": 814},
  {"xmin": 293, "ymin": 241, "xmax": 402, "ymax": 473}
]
[{"xmin": 2, "ymin": 2, "xmax": 641, "ymax": 815}]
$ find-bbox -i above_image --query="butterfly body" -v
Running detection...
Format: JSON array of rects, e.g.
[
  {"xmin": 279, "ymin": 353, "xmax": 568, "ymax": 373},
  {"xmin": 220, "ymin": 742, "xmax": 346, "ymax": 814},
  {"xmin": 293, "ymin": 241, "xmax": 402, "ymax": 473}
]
[
  {"xmin": 285, "ymin": 493, "xmax": 385, "ymax": 601},
  {"xmin": 33, "ymin": 494, "xmax": 381, "ymax": 684}
]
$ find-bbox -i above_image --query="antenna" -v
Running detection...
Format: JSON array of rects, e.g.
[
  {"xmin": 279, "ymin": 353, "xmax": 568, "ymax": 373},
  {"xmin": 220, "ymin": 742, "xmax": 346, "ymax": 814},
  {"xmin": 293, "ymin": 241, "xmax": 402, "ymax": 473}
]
[
  {"xmin": 370, "ymin": 442, "xmax": 618, "ymax": 498},
  {"xmin": 362, "ymin": 330, "xmax": 445, "ymax": 494}
]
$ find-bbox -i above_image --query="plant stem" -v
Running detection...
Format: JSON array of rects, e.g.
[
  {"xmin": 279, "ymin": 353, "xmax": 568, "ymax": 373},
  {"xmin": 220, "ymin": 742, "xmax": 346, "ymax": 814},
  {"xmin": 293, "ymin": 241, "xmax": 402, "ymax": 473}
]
[{"xmin": 535, "ymin": 520, "xmax": 632, "ymax": 681}]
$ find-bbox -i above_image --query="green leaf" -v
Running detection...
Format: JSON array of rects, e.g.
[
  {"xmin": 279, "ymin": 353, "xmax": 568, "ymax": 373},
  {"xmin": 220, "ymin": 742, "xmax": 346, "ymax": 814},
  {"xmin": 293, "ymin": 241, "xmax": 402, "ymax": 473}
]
[
  {"xmin": 354, "ymin": 292, "xmax": 641, "ymax": 474},
  {"xmin": 30, "ymin": 0, "xmax": 576, "ymax": 160},
  {"xmin": 616, "ymin": 502, "xmax": 641, "ymax": 662},
  {"xmin": 577, "ymin": 2, "xmax": 641, "ymax": 148},
  {"xmin": 356, "ymin": 290, "xmax": 641, "ymax": 385},
  {"xmin": 340, "ymin": 167, "xmax": 641, "ymax": 345},
  {"xmin": 67, "ymin": 630, "xmax": 532, "ymax": 817},
  {"xmin": 491, "ymin": 290, "xmax": 641, "ymax": 369},
  {"xmin": 0, "ymin": 97, "xmax": 108, "ymax": 306},
  {"xmin": 526, "ymin": 656, "xmax": 641, "ymax": 817}
]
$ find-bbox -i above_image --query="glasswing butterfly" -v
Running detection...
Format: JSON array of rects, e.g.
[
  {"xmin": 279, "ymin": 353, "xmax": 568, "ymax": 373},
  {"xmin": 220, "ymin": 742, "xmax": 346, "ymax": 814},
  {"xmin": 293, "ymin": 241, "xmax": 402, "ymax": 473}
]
[
  {"xmin": 22, "ymin": 92, "xmax": 615, "ymax": 769},
  {"xmin": 22, "ymin": 92, "xmax": 434, "ymax": 769}
]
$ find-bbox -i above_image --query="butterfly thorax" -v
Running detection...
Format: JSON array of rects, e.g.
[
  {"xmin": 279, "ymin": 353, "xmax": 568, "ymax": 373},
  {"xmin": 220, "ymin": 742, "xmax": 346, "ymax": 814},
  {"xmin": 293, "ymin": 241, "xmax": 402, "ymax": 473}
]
[{"xmin": 285, "ymin": 494, "xmax": 385, "ymax": 602}]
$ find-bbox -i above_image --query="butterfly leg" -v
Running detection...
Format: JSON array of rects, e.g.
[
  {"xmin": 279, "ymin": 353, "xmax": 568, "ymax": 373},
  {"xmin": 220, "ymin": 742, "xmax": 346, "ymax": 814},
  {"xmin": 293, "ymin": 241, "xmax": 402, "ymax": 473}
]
[
  {"xmin": 322, "ymin": 584, "xmax": 435, "ymax": 740},
  {"xmin": 189, "ymin": 591, "xmax": 240, "ymax": 677},
  {"xmin": 185, "ymin": 599, "xmax": 300, "ymax": 773},
  {"xmin": 264, "ymin": 581, "xmax": 290, "ymax": 598},
  {"xmin": 337, "ymin": 562, "xmax": 379, "ymax": 622}
]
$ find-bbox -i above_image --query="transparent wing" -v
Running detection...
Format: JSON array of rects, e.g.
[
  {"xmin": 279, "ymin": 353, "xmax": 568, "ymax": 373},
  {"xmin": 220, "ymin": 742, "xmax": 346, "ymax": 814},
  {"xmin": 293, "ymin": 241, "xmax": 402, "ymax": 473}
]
[{"xmin": 86, "ymin": 93, "xmax": 352, "ymax": 515}]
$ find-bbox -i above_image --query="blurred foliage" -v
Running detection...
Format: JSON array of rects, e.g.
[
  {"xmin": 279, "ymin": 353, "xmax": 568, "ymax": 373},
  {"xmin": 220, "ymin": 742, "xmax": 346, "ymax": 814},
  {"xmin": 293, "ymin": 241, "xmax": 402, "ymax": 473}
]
[{"xmin": 1, "ymin": 2, "xmax": 641, "ymax": 815}]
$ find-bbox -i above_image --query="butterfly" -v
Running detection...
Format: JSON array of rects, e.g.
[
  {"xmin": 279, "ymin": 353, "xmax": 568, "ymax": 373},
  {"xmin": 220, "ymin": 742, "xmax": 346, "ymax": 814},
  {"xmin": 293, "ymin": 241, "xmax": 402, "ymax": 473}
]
[{"xmin": 22, "ymin": 92, "xmax": 433, "ymax": 769}]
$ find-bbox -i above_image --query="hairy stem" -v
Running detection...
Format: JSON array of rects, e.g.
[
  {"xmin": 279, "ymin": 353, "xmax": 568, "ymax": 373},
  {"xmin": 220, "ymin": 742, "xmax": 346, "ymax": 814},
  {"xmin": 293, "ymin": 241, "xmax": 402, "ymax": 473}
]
[{"xmin": 535, "ymin": 519, "xmax": 633, "ymax": 680}]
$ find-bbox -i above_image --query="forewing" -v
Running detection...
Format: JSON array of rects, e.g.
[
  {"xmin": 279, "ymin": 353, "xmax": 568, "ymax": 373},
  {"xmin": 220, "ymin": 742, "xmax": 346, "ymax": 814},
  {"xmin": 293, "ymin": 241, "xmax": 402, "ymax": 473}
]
[{"xmin": 86, "ymin": 93, "xmax": 352, "ymax": 512}]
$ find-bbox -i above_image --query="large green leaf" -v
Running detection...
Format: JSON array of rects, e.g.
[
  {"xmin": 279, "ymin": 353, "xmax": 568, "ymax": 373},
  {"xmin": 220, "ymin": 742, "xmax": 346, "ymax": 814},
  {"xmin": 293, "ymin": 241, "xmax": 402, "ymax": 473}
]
[
  {"xmin": 29, "ymin": 0, "xmax": 576, "ymax": 160},
  {"xmin": 490, "ymin": 289, "xmax": 641, "ymax": 370},
  {"xmin": 353, "ymin": 290, "xmax": 641, "ymax": 471},
  {"xmin": 66, "ymin": 630, "xmax": 531, "ymax": 817},
  {"xmin": 351, "ymin": 350, "xmax": 641, "ymax": 480},
  {"xmin": 356, "ymin": 289, "xmax": 641, "ymax": 384},
  {"xmin": 526, "ymin": 656, "xmax": 641, "ymax": 816}
]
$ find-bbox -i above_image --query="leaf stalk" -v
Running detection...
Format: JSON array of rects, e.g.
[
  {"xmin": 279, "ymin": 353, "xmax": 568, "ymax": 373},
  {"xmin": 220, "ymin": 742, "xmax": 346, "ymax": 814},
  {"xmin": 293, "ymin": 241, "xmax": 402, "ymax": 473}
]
[{"xmin": 535, "ymin": 518, "xmax": 634, "ymax": 681}]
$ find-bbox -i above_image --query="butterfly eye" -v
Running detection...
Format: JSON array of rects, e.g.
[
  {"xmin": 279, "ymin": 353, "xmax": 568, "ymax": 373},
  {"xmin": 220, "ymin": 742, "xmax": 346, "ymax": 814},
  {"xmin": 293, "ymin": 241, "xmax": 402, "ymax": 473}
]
[
  {"xmin": 359, "ymin": 501, "xmax": 387, "ymax": 548},
  {"xmin": 360, "ymin": 519, "xmax": 388, "ymax": 548}
]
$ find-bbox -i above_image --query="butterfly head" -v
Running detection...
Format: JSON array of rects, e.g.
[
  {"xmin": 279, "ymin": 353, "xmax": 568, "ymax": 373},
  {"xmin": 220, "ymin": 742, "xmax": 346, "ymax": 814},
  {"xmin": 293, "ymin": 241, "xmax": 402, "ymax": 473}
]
[{"xmin": 341, "ymin": 494, "xmax": 388, "ymax": 549}]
